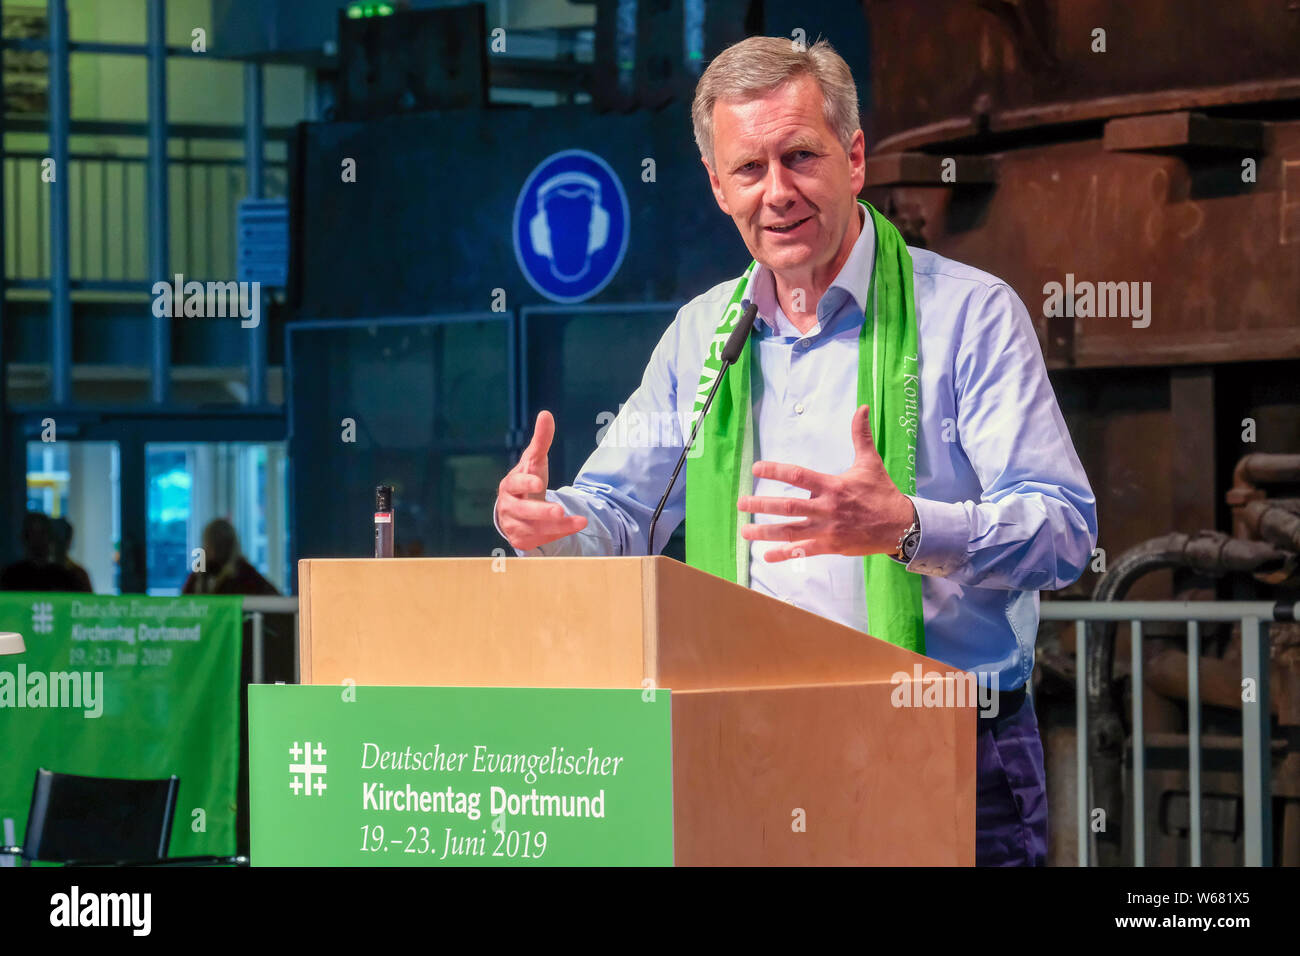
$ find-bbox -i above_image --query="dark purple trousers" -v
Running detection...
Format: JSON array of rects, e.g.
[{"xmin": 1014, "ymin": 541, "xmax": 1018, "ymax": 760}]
[{"xmin": 975, "ymin": 692, "xmax": 1049, "ymax": 866}]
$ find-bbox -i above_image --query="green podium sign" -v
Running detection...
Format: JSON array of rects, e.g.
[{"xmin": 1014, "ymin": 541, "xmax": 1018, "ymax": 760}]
[{"xmin": 249, "ymin": 685, "xmax": 674, "ymax": 866}]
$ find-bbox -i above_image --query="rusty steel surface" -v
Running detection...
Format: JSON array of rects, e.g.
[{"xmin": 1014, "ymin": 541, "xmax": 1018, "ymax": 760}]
[
  {"xmin": 865, "ymin": 118, "xmax": 1300, "ymax": 368},
  {"xmin": 864, "ymin": 0, "xmax": 1300, "ymax": 151}
]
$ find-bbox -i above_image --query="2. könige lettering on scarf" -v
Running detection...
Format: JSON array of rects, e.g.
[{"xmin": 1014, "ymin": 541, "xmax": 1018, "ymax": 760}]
[{"xmin": 899, "ymin": 353, "xmax": 919, "ymax": 495}]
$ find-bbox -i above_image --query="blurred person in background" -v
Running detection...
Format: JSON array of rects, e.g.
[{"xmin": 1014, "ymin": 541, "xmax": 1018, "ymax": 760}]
[
  {"xmin": 50, "ymin": 517, "xmax": 94, "ymax": 593},
  {"xmin": 181, "ymin": 518, "xmax": 279, "ymax": 596},
  {"xmin": 0, "ymin": 511, "xmax": 83, "ymax": 592},
  {"xmin": 180, "ymin": 517, "xmax": 285, "ymax": 859}
]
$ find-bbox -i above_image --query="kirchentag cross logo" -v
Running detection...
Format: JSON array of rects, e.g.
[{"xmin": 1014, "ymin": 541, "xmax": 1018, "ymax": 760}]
[
  {"xmin": 289, "ymin": 740, "xmax": 328, "ymax": 796},
  {"xmin": 31, "ymin": 600, "xmax": 54, "ymax": 634}
]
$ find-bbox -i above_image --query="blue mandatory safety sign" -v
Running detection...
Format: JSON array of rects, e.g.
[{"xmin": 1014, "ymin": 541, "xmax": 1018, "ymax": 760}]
[{"xmin": 513, "ymin": 150, "xmax": 630, "ymax": 304}]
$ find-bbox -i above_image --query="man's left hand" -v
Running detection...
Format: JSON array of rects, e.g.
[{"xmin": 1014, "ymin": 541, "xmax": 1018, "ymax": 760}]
[{"xmin": 737, "ymin": 404, "xmax": 916, "ymax": 562}]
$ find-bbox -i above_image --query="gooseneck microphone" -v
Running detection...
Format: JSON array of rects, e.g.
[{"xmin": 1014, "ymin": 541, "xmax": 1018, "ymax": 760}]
[{"xmin": 647, "ymin": 301, "xmax": 759, "ymax": 554}]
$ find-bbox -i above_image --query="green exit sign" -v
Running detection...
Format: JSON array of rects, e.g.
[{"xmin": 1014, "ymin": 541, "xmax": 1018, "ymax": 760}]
[{"xmin": 346, "ymin": 2, "xmax": 395, "ymax": 18}]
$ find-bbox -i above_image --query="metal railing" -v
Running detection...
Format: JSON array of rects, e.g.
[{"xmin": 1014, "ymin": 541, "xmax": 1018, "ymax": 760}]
[
  {"xmin": 1040, "ymin": 600, "xmax": 1278, "ymax": 867},
  {"xmin": 242, "ymin": 595, "xmax": 299, "ymax": 686},
  {"xmin": 4, "ymin": 150, "xmax": 287, "ymax": 287}
]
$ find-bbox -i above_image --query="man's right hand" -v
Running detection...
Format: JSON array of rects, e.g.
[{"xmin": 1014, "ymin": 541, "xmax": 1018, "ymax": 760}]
[{"xmin": 496, "ymin": 410, "xmax": 588, "ymax": 551}]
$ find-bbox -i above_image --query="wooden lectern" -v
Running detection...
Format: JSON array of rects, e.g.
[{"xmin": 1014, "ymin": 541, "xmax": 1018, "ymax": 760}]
[{"xmin": 298, "ymin": 556, "xmax": 975, "ymax": 865}]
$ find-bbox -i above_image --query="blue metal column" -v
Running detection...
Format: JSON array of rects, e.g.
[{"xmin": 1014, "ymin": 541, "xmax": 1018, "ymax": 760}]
[
  {"xmin": 117, "ymin": 431, "xmax": 148, "ymax": 593},
  {"xmin": 47, "ymin": 0, "xmax": 71, "ymax": 404},
  {"xmin": 244, "ymin": 63, "xmax": 266, "ymax": 406},
  {"xmin": 147, "ymin": 0, "xmax": 170, "ymax": 404}
]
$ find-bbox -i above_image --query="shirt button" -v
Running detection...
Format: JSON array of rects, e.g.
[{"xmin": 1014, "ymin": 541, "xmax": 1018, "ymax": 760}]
[
  {"xmin": 795, "ymin": 340, "xmax": 809, "ymax": 351},
  {"xmin": 794, "ymin": 403, "xmax": 805, "ymax": 415}
]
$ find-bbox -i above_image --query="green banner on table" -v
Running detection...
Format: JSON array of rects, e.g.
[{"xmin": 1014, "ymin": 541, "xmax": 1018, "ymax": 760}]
[
  {"xmin": 0, "ymin": 593, "xmax": 243, "ymax": 858},
  {"xmin": 249, "ymin": 685, "xmax": 674, "ymax": 866}
]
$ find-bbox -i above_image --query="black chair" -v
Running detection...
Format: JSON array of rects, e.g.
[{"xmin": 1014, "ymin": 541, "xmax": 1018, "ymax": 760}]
[{"xmin": 2, "ymin": 769, "xmax": 178, "ymax": 865}]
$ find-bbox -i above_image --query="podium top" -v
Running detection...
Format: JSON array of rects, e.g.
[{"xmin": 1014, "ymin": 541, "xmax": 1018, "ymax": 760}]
[{"xmin": 298, "ymin": 556, "xmax": 940, "ymax": 690}]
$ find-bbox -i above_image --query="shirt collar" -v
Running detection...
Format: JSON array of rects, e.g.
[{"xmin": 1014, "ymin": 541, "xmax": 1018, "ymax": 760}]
[{"xmin": 747, "ymin": 201, "xmax": 875, "ymax": 335}]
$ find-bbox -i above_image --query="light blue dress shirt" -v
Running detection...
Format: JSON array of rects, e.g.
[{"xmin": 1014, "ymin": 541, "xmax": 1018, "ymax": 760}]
[{"xmin": 499, "ymin": 202, "xmax": 1097, "ymax": 690}]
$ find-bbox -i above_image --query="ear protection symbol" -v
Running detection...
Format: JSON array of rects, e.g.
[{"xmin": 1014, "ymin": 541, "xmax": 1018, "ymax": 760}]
[{"xmin": 529, "ymin": 171, "xmax": 610, "ymax": 260}]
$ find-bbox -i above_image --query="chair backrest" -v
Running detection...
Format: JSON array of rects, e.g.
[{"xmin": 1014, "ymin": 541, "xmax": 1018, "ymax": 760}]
[{"xmin": 22, "ymin": 769, "xmax": 179, "ymax": 864}]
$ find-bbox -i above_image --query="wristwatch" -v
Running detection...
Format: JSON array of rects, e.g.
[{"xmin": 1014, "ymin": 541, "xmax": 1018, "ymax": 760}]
[{"xmin": 895, "ymin": 513, "xmax": 921, "ymax": 563}]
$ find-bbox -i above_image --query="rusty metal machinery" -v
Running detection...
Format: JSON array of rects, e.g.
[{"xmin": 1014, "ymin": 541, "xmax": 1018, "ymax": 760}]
[
  {"xmin": 859, "ymin": 0, "xmax": 1300, "ymax": 864},
  {"xmin": 862, "ymin": 0, "xmax": 1300, "ymax": 370}
]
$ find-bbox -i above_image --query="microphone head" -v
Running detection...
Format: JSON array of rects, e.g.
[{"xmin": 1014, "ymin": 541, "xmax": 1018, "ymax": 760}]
[{"xmin": 720, "ymin": 302, "xmax": 759, "ymax": 365}]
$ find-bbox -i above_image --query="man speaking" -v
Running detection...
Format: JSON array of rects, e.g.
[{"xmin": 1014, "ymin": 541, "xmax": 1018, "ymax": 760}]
[{"xmin": 495, "ymin": 36, "xmax": 1097, "ymax": 866}]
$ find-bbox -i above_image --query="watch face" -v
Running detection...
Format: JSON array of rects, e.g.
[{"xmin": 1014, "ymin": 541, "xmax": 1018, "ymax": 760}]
[{"xmin": 902, "ymin": 530, "xmax": 921, "ymax": 560}]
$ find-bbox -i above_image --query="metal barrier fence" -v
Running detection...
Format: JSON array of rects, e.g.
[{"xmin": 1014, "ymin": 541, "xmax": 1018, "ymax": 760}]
[
  {"xmin": 242, "ymin": 595, "xmax": 300, "ymax": 686},
  {"xmin": 1039, "ymin": 600, "xmax": 1279, "ymax": 867}
]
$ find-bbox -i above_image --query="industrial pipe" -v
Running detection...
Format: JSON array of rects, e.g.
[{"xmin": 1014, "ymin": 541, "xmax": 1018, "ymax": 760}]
[{"xmin": 1084, "ymin": 531, "xmax": 1291, "ymax": 864}]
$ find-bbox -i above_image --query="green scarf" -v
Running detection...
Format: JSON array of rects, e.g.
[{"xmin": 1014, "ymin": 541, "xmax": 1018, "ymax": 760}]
[{"xmin": 683, "ymin": 200, "xmax": 925, "ymax": 654}]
